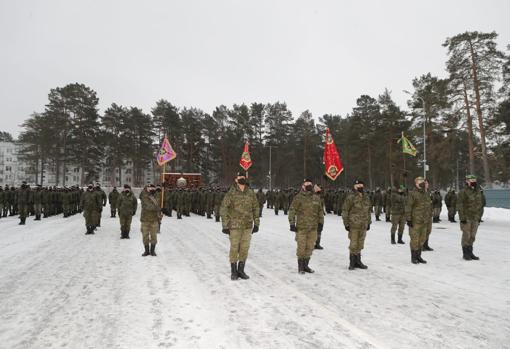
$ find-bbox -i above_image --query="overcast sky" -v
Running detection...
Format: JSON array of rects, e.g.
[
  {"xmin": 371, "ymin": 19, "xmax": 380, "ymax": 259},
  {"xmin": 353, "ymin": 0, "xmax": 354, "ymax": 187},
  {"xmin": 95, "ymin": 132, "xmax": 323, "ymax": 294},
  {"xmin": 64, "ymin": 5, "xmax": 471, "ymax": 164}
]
[{"xmin": 1, "ymin": 0, "xmax": 509, "ymax": 137}]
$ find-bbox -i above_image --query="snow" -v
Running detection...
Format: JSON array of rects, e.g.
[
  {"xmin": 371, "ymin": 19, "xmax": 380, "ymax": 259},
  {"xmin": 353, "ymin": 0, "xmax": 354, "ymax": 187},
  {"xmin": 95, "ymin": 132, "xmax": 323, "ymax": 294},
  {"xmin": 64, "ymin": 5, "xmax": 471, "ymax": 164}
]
[{"xmin": 1, "ymin": 205, "xmax": 509, "ymax": 349}]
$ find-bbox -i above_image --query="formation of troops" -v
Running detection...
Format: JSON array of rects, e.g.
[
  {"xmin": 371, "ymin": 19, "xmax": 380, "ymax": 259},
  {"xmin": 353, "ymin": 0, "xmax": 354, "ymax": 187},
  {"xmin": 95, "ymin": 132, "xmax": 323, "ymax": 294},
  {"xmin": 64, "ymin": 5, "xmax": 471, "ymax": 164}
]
[{"xmin": 1, "ymin": 173, "xmax": 487, "ymax": 280}]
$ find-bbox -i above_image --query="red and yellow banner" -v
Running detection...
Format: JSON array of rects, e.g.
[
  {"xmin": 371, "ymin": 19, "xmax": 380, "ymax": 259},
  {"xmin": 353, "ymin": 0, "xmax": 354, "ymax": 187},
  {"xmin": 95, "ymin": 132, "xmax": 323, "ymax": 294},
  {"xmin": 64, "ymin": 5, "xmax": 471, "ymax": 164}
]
[
  {"xmin": 323, "ymin": 128, "xmax": 343, "ymax": 181},
  {"xmin": 239, "ymin": 141, "xmax": 252, "ymax": 171}
]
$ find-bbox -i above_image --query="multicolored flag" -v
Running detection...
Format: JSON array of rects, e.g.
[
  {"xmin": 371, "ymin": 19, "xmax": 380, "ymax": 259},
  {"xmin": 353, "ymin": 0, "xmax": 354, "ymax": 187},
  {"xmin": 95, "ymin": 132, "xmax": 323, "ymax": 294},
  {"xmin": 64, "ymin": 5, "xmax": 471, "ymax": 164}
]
[
  {"xmin": 397, "ymin": 132, "xmax": 417, "ymax": 157},
  {"xmin": 239, "ymin": 141, "xmax": 252, "ymax": 171},
  {"xmin": 156, "ymin": 136, "xmax": 177, "ymax": 166},
  {"xmin": 323, "ymin": 128, "xmax": 344, "ymax": 181}
]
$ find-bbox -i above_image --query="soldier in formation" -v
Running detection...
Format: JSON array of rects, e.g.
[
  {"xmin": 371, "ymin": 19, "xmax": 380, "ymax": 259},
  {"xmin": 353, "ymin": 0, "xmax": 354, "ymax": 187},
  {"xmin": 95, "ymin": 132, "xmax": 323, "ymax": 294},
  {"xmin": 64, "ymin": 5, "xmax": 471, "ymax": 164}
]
[
  {"xmin": 457, "ymin": 175, "xmax": 483, "ymax": 261},
  {"xmin": 431, "ymin": 190, "xmax": 442, "ymax": 223},
  {"xmin": 445, "ymin": 188, "xmax": 457, "ymax": 222},
  {"xmin": 389, "ymin": 185, "xmax": 406, "ymax": 245},
  {"xmin": 220, "ymin": 172, "xmax": 260, "ymax": 280},
  {"xmin": 342, "ymin": 180, "xmax": 371, "ymax": 270},
  {"xmin": 140, "ymin": 184, "xmax": 162, "ymax": 256},
  {"xmin": 405, "ymin": 177, "xmax": 431, "ymax": 264},
  {"xmin": 81, "ymin": 184, "xmax": 102, "ymax": 235},
  {"xmin": 108, "ymin": 187, "xmax": 119, "ymax": 218},
  {"xmin": 288, "ymin": 179, "xmax": 324, "ymax": 274},
  {"xmin": 117, "ymin": 184, "xmax": 137, "ymax": 239}
]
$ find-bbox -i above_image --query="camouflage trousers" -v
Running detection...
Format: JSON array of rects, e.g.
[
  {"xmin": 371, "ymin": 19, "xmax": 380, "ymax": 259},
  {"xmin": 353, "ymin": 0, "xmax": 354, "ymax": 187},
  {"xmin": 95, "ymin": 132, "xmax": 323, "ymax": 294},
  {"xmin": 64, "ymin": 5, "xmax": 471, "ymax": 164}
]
[
  {"xmin": 119, "ymin": 214, "xmax": 133, "ymax": 231},
  {"xmin": 18, "ymin": 204, "xmax": 29, "ymax": 219},
  {"xmin": 390, "ymin": 213, "xmax": 405, "ymax": 235},
  {"xmin": 348, "ymin": 227, "xmax": 367, "ymax": 254},
  {"xmin": 447, "ymin": 207, "xmax": 456, "ymax": 219},
  {"xmin": 409, "ymin": 223, "xmax": 428, "ymax": 251},
  {"xmin": 83, "ymin": 210, "xmax": 98, "ymax": 226},
  {"xmin": 374, "ymin": 205, "xmax": 382, "ymax": 217},
  {"xmin": 295, "ymin": 229, "xmax": 317, "ymax": 258},
  {"xmin": 34, "ymin": 203, "xmax": 42, "ymax": 216},
  {"xmin": 433, "ymin": 207, "xmax": 441, "ymax": 219},
  {"xmin": 229, "ymin": 228, "xmax": 252, "ymax": 263},
  {"xmin": 460, "ymin": 220, "xmax": 479, "ymax": 247},
  {"xmin": 110, "ymin": 205, "xmax": 117, "ymax": 215},
  {"xmin": 426, "ymin": 219, "xmax": 432, "ymax": 238},
  {"xmin": 141, "ymin": 221, "xmax": 159, "ymax": 245}
]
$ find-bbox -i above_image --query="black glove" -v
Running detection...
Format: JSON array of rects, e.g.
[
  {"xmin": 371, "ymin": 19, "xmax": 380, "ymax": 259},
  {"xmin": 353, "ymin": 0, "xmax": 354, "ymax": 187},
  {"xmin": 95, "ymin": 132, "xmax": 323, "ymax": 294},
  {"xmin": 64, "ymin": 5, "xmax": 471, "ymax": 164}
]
[
  {"xmin": 290, "ymin": 224, "xmax": 296, "ymax": 232},
  {"xmin": 252, "ymin": 225, "xmax": 259, "ymax": 234},
  {"xmin": 222, "ymin": 228, "xmax": 230, "ymax": 235},
  {"xmin": 345, "ymin": 225, "xmax": 350, "ymax": 232},
  {"xmin": 318, "ymin": 223, "xmax": 323, "ymax": 233},
  {"xmin": 460, "ymin": 220, "xmax": 467, "ymax": 224},
  {"xmin": 407, "ymin": 221, "xmax": 413, "ymax": 228},
  {"xmin": 367, "ymin": 224, "xmax": 370, "ymax": 231}
]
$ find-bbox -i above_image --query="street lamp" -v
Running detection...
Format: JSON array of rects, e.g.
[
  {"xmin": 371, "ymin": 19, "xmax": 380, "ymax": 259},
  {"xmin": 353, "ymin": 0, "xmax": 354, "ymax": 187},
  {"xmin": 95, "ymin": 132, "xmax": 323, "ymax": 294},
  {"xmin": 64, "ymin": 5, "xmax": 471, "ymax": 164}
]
[{"xmin": 403, "ymin": 90, "xmax": 428, "ymax": 178}]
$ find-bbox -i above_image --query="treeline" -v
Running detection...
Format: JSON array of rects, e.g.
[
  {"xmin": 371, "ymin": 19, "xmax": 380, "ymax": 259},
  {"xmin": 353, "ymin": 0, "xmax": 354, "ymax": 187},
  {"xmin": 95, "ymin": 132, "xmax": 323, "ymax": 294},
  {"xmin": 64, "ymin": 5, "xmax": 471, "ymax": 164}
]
[{"xmin": 12, "ymin": 31, "xmax": 510, "ymax": 189}]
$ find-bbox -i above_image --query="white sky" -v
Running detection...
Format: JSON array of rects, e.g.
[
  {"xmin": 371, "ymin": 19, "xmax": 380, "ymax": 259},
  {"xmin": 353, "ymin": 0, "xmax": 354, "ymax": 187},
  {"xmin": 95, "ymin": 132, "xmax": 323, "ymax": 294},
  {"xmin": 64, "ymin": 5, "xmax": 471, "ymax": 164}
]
[{"xmin": 1, "ymin": 0, "xmax": 509, "ymax": 137}]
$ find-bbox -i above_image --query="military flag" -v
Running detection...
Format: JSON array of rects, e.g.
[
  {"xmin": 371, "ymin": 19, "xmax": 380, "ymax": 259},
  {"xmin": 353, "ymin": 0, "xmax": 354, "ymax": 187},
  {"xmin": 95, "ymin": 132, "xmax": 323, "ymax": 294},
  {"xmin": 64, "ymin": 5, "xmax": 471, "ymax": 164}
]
[
  {"xmin": 323, "ymin": 128, "xmax": 343, "ymax": 181},
  {"xmin": 156, "ymin": 136, "xmax": 177, "ymax": 166},
  {"xmin": 239, "ymin": 141, "xmax": 252, "ymax": 171},
  {"xmin": 397, "ymin": 132, "xmax": 417, "ymax": 157}
]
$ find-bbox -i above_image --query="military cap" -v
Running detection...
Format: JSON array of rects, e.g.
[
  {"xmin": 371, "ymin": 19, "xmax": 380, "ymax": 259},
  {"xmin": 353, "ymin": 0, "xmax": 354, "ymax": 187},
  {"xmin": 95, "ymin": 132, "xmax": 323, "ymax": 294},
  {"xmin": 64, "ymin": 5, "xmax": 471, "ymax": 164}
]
[
  {"xmin": 354, "ymin": 179, "xmax": 364, "ymax": 185},
  {"xmin": 465, "ymin": 174, "xmax": 477, "ymax": 180}
]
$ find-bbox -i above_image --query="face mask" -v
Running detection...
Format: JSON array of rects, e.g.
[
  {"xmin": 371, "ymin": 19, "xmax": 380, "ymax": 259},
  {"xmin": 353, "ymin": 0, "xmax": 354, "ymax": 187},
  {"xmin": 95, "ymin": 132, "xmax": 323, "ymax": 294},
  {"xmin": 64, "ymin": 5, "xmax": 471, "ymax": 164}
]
[
  {"xmin": 357, "ymin": 187, "xmax": 364, "ymax": 193},
  {"xmin": 399, "ymin": 191, "xmax": 404, "ymax": 195},
  {"xmin": 237, "ymin": 178, "xmax": 247, "ymax": 185},
  {"xmin": 470, "ymin": 182, "xmax": 477, "ymax": 188},
  {"xmin": 418, "ymin": 182, "xmax": 425, "ymax": 189}
]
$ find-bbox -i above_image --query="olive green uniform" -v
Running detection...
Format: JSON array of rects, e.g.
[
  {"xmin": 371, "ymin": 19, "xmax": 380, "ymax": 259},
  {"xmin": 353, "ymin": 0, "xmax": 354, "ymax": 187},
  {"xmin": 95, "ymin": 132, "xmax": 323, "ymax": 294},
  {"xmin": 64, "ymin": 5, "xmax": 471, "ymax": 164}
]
[
  {"xmin": 405, "ymin": 188, "xmax": 432, "ymax": 253},
  {"xmin": 342, "ymin": 191, "xmax": 372, "ymax": 254},
  {"xmin": 117, "ymin": 190, "xmax": 138, "ymax": 238}
]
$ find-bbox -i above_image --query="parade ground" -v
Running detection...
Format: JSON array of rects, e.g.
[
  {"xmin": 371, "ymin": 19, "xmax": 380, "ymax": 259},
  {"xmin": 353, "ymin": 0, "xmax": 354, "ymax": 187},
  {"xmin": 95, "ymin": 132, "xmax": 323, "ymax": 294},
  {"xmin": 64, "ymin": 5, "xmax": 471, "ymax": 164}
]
[{"xmin": 0, "ymin": 206, "xmax": 509, "ymax": 349}]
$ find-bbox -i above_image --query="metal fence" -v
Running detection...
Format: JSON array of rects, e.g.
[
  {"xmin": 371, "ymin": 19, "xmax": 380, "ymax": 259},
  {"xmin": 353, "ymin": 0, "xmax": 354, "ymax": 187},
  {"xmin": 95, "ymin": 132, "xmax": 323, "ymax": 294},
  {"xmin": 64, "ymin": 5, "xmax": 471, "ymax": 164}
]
[{"xmin": 484, "ymin": 189, "xmax": 510, "ymax": 209}]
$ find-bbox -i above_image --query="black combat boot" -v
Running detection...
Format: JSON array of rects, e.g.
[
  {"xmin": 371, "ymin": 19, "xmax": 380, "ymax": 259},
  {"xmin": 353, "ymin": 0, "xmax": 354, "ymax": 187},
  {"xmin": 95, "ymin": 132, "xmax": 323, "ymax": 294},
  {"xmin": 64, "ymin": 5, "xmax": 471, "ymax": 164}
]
[
  {"xmin": 142, "ymin": 245, "xmax": 150, "ymax": 257},
  {"xmin": 386, "ymin": 216, "xmax": 391, "ymax": 222},
  {"xmin": 422, "ymin": 239, "xmax": 434, "ymax": 251},
  {"xmin": 303, "ymin": 258, "xmax": 315, "ymax": 273},
  {"xmin": 356, "ymin": 254, "xmax": 368, "ymax": 269},
  {"xmin": 298, "ymin": 259, "xmax": 305, "ymax": 274},
  {"xmin": 126, "ymin": 229, "xmax": 130, "ymax": 239},
  {"xmin": 391, "ymin": 234, "xmax": 396, "ymax": 245},
  {"xmin": 19, "ymin": 217, "xmax": 26, "ymax": 225},
  {"xmin": 314, "ymin": 237, "xmax": 324, "ymax": 250},
  {"xmin": 177, "ymin": 213, "xmax": 182, "ymax": 219},
  {"xmin": 397, "ymin": 234, "xmax": 405, "ymax": 244},
  {"xmin": 120, "ymin": 229, "xmax": 124, "ymax": 239},
  {"xmin": 150, "ymin": 243, "xmax": 157, "ymax": 256},
  {"xmin": 416, "ymin": 250, "xmax": 427, "ymax": 264},
  {"xmin": 411, "ymin": 250, "xmax": 419, "ymax": 264},
  {"xmin": 215, "ymin": 216, "xmax": 220, "ymax": 222},
  {"xmin": 376, "ymin": 216, "xmax": 380, "ymax": 221},
  {"xmin": 231, "ymin": 263, "xmax": 239, "ymax": 280},
  {"xmin": 462, "ymin": 246, "xmax": 472, "ymax": 260},
  {"xmin": 85, "ymin": 225, "xmax": 94, "ymax": 235},
  {"xmin": 469, "ymin": 246, "xmax": 479, "ymax": 260},
  {"xmin": 207, "ymin": 213, "xmax": 212, "ymax": 219},
  {"xmin": 349, "ymin": 254, "xmax": 356, "ymax": 270},
  {"xmin": 237, "ymin": 261, "xmax": 250, "ymax": 279}
]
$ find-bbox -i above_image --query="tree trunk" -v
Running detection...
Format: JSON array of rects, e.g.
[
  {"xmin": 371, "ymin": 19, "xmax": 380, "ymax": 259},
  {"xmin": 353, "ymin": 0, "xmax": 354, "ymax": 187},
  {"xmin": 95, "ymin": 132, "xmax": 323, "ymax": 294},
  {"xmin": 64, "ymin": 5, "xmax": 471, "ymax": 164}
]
[
  {"xmin": 468, "ymin": 40, "xmax": 492, "ymax": 187},
  {"xmin": 367, "ymin": 141, "xmax": 373, "ymax": 189},
  {"xmin": 462, "ymin": 79, "xmax": 476, "ymax": 174}
]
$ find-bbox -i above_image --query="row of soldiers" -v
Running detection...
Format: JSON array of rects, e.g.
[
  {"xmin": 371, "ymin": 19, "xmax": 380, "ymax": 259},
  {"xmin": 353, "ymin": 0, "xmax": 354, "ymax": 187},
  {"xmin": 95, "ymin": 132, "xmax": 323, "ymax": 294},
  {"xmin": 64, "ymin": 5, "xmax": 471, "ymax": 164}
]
[{"xmin": 0, "ymin": 183, "xmax": 88, "ymax": 224}]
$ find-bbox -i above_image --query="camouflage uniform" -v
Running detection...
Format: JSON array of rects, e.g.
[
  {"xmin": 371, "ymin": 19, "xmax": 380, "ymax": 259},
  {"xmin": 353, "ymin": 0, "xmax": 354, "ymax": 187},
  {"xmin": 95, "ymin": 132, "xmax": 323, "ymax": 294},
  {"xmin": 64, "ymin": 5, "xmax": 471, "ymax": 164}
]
[
  {"xmin": 220, "ymin": 184, "xmax": 259, "ymax": 279},
  {"xmin": 140, "ymin": 188, "xmax": 161, "ymax": 256},
  {"xmin": 457, "ymin": 184, "xmax": 483, "ymax": 260},
  {"xmin": 289, "ymin": 190, "xmax": 324, "ymax": 274},
  {"xmin": 17, "ymin": 184, "xmax": 31, "ymax": 225},
  {"xmin": 432, "ymin": 191, "xmax": 442, "ymax": 223},
  {"xmin": 33, "ymin": 186, "xmax": 43, "ymax": 220},
  {"xmin": 405, "ymin": 186, "xmax": 432, "ymax": 263},
  {"xmin": 445, "ymin": 190, "xmax": 457, "ymax": 222},
  {"xmin": 256, "ymin": 189, "xmax": 265, "ymax": 217},
  {"xmin": 342, "ymin": 190, "xmax": 372, "ymax": 269},
  {"xmin": 81, "ymin": 188, "xmax": 102, "ymax": 234},
  {"xmin": 0, "ymin": 188, "xmax": 4, "ymax": 219},
  {"xmin": 373, "ymin": 190, "xmax": 383, "ymax": 220},
  {"xmin": 108, "ymin": 188, "xmax": 120, "ymax": 217},
  {"xmin": 117, "ymin": 189, "xmax": 138, "ymax": 239},
  {"xmin": 389, "ymin": 191, "xmax": 406, "ymax": 244}
]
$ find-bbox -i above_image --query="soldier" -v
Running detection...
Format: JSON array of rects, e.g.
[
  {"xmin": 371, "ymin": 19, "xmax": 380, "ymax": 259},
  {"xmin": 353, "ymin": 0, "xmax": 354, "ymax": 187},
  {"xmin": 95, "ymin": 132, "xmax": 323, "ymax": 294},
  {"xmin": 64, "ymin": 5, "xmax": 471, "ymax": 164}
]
[
  {"xmin": 389, "ymin": 186, "xmax": 406, "ymax": 244},
  {"xmin": 140, "ymin": 184, "xmax": 162, "ymax": 256},
  {"xmin": 342, "ymin": 180, "xmax": 372, "ymax": 270},
  {"xmin": 457, "ymin": 175, "xmax": 483, "ymax": 261},
  {"xmin": 480, "ymin": 189, "xmax": 486, "ymax": 223},
  {"xmin": 176, "ymin": 188, "xmax": 185, "ymax": 219},
  {"xmin": 220, "ymin": 172, "xmax": 260, "ymax": 281},
  {"xmin": 289, "ymin": 179, "xmax": 324, "ymax": 274},
  {"xmin": 213, "ymin": 188, "xmax": 223, "ymax": 222},
  {"xmin": 384, "ymin": 188, "xmax": 392, "ymax": 222},
  {"xmin": 95, "ymin": 184, "xmax": 107, "ymax": 228},
  {"xmin": 423, "ymin": 179, "xmax": 434, "ymax": 251},
  {"xmin": 274, "ymin": 189, "xmax": 282, "ymax": 215},
  {"xmin": 405, "ymin": 177, "xmax": 431, "ymax": 264},
  {"xmin": 314, "ymin": 184, "xmax": 325, "ymax": 250},
  {"xmin": 373, "ymin": 188, "xmax": 383, "ymax": 221},
  {"xmin": 256, "ymin": 188, "xmax": 265, "ymax": 217},
  {"xmin": 205, "ymin": 188, "xmax": 215, "ymax": 219},
  {"xmin": 108, "ymin": 187, "xmax": 120, "ymax": 218},
  {"xmin": 17, "ymin": 181, "xmax": 31, "ymax": 225},
  {"xmin": 432, "ymin": 190, "xmax": 442, "ymax": 223},
  {"xmin": 81, "ymin": 184, "xmax": 102, "ymax": 235},
  {"xmin": 445, "ymin": 188, "xmax": 457, "ymax": 222},
  {"xmin": 0, "ymin": 186, "xmax": 4, "ymax": 219},
  {"xmin": 117, "ymin": 184, "xmax": 138, "ymax": 239},
  {"xmin": 33, "ymin": 185, "xmax": 43, "ymax": 220}
]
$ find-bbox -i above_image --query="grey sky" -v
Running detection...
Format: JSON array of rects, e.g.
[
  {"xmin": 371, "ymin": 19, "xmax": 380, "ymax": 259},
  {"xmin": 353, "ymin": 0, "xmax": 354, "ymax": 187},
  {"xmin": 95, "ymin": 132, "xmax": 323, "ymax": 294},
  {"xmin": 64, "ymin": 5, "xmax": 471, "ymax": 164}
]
[{"xmin": 1, "ymin": 0, "xmax": 509, "ymax": 137}]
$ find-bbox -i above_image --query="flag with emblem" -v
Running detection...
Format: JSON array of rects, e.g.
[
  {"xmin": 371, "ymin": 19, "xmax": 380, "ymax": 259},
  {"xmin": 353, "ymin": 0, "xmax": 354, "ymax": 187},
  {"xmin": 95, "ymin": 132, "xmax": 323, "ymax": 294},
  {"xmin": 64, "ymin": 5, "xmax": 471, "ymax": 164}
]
[
  {"xmin": 323, "ymin": 128, "xmax": 344, "ymax": 181},
  {"xmin": 397, "ymin": 132, "xmax": 417, "ymax": 157},
  {"xmin": 239, "ymin": 141, "xmax": 252, "ymax": 171},
  {"xmin": 156, "ymin": 136, "xmax": 177, "ymax": 166}
]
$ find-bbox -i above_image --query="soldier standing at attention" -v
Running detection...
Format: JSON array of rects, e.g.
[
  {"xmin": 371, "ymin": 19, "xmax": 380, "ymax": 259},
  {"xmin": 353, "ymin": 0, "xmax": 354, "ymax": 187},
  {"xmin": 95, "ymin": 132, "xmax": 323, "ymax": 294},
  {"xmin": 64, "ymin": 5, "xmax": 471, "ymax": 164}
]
[
  {"xmin": 33, "ymin": 184, "xmax": 43, "ymax": 221},
  {"xmin": 220, "ymin": 172, "xmax": 260, "ymax": 281},
  {"xmin": 445, "ymin": 188, "xmax": 457, "ymax": 222},
  {"xmin": 17, "ymin": 181, "xmax": 31, "ymax": 225},
  {"xmin": 389, "ymin": 186, "xmax": 406, "ymax": 245},
  {"xmin": 95, "ymin": 184, "xmax": 107, "ymax": 228},
  {"xmin": 314, "ymin": 184, "xmax": 325, "ymax": 250},
  {"xmin": 405, "ymin": 177, "xmax": 431, "ymax": 264},
  {"xmin": 373, "ymin": 188, "xmax": 383, "ymax": 221},
  {"xmin": 422, "ymin": 179, "xmax": 434, "ymax": 252},
  {"xmin": 457, "ymin": 175, "xmax": 483, "ymax": 261},
  {"xmin": 117, "ymin": 184, "xmax": 138, "ymax": 239},
  {"xmin": 140, "ymin": 184, "xmax": 162, "ymax": 256},
  {"xmin": 256, "ymin": 188, "xmax": 265, "ymax": 217},
  {"xmin": 342, "ymin": 180, "xmax": 372, "ymax": 270},
  {"xmin": 108, "ymin": 187, "xmax": 120, "ymax": 218},
  {"xmin": 289, "ymin": 179, "xmax": 324, "ymax": 274},
  {"xmin": 81, "ymin": 184, "xmax": 102, "ymax": 235}
]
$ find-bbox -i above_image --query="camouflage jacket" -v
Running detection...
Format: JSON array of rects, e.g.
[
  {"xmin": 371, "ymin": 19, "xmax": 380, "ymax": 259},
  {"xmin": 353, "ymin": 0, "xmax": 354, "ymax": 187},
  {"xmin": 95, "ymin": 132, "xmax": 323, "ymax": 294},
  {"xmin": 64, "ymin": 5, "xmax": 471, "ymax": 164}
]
[
  {"xmin": 457, "ymin": 186, "xmax": 483, "ymax": 222},
  {"xmin": 81, "ymin": 190, "xmax": 102, "ymax": 212},
  {"xmin": 445, "ymin": 191, "xmax": 457, "ymax": 208},
  {"xmin": 342, "ymin": 191, "xmax": 372, "ymax": 228},
  {"xmin": 109, "ymin": 190, "xmax": 120, "ymax": 207},
  {"xmin": 389, "ymin": 192, "xmax": 406, "ymax": 215},
  {"xmin": 220, "ymin": 185, "xmax": 260, "ymax": 230},
  {"xmin": 117, "ymin": 191, "xmax": 138, "ymax": 217},
  {"xmin": 140, "ymin": 191, "xmax": 161, "ymax": 223},
  {"xmin": 288, "ymin": 191, "xmax": 324, "ymax": 230},
  {"xmin": 405, "ymin": 188, "xmax": 432, "ymax": 224}
]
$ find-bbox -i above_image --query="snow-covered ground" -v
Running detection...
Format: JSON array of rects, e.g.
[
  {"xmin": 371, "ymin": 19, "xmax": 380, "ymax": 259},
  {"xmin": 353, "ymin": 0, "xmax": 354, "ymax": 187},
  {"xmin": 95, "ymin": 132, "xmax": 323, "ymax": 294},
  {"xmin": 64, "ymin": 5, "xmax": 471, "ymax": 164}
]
[{"xmin": 1, "ymin": 205, "xmax": 509, "ymax": 349}]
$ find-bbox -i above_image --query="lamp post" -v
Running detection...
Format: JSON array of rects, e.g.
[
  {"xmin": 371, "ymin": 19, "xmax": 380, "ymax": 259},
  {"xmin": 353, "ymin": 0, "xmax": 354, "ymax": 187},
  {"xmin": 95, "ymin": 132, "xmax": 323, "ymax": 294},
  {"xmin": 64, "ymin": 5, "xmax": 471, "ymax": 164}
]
[{"xmin": 403, "ymin": 90, "xmax": 428, "ymax": 178}]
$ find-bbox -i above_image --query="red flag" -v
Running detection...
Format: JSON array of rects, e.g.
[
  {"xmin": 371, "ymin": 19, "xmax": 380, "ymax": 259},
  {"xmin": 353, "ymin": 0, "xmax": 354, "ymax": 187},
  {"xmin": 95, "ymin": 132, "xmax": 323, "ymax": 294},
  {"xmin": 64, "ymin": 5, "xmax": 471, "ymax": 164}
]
[
  {"xmin": 323, "ymin": 128, "xmax": 343, "ymax": 180},
  {"xmin": 156, "ymin": 136, "xmax": 177, "ymax": 166},
  {"xmin": 239, "ymin": 142, "xmax": 252, "ymax": 171}
]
